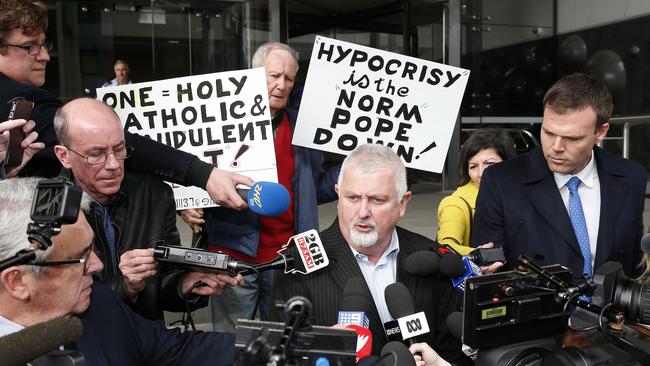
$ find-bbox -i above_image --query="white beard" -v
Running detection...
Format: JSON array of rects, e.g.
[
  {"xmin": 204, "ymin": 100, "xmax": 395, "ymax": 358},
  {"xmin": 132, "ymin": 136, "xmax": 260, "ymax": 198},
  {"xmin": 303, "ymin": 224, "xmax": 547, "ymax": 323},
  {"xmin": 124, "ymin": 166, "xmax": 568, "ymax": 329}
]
[{"xmin": 349, "ymin": 220, "xmax": 378, "ymax": 248}]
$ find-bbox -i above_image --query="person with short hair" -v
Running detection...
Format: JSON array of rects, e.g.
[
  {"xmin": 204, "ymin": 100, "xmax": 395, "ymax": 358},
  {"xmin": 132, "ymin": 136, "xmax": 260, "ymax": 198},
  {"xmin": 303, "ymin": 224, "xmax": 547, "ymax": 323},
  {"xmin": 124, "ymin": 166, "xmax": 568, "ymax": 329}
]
[
  {"xmin": 0, "ymin": 177, "xmax": 236, "ymax": 366},
  {"xmin": 102, "ymin": 59, "xmax": 131, "ymax": 87},
  {"xmin": 53, "ymin": 97, "xmax": 243, "ymax": 320},
  {"xmin": 273, "ymin": 144, "xmax": 465, "ymax": 363},
  {"xmin": 473, "ymin": 73, "xmax": 647, "ymax": 278}
]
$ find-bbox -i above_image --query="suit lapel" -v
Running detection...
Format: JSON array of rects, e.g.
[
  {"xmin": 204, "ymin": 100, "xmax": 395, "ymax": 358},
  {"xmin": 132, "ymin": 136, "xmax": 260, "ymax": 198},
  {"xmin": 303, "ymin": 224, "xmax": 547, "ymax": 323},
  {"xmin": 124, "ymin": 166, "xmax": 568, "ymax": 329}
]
[
  {"xmin": 594, "ymin": 148, "xmax": 629, "ymax": 267},
  {"xmin": 524, "ymin": 147, "xmax": 581, "ymax": 255}
]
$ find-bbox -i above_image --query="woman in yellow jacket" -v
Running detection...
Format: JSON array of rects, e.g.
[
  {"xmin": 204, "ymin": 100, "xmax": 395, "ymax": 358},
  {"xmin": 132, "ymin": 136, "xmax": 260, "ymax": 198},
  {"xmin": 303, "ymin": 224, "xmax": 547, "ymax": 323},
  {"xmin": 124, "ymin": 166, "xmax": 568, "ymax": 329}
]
[{"xmin": 437, "ymin": 128, "xmax": 516, "ymax": 255}]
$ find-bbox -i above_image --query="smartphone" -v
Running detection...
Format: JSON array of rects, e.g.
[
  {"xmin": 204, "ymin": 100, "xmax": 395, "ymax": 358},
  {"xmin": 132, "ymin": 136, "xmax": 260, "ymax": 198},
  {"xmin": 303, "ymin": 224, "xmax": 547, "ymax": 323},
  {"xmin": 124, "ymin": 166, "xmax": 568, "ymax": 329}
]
[{"xmin": 5, "ymin": 97, "xmax": 34, "ymax": 167}]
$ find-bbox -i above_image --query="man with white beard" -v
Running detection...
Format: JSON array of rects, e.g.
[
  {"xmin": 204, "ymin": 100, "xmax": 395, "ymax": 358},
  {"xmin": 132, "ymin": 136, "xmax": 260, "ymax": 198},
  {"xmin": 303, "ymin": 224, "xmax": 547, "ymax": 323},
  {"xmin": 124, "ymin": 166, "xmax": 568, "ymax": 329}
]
[{"xmin": 272, "ymin": 144, "xmax": 465, "ymax": 364}]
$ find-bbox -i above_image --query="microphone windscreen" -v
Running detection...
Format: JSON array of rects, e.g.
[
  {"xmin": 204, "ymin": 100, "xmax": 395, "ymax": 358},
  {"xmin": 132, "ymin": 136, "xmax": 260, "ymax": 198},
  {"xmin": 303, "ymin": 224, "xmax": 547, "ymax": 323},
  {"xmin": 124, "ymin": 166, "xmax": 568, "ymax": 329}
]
[
  {"xmin": 384, "ymin": 282, "xmax": 415, "ymax": 319},
  {"xmin": 356, "ymin": 355, "xmax": 380, "ymax": 366},
  {"xmin": 240, "ymin": 181, "xmax": 290, "ymax": 217},
  {"xmin": 642, "ymin": 233, "xmax": 650, "ymax": 254},
  {"xmin": 341, "ymin": 277, "xmax": 373, "ymax": 312},
  {"xmin": 380, "ymin": 341, "xmax": 416, "ymax": 366},
  {"xmin": 439, "ymin": 253, "xmax": 466, "ymax": 278},
  {"xmin": 446, "ymin": 311, "xmax": 463, "ymax": 341},
  {"xmin": 0, "ymin": 315, "xmax": 83, "ymax": 366},
  {"xmin": 405, "ymin": 251, "xmax": 439, "ymax": 276}
]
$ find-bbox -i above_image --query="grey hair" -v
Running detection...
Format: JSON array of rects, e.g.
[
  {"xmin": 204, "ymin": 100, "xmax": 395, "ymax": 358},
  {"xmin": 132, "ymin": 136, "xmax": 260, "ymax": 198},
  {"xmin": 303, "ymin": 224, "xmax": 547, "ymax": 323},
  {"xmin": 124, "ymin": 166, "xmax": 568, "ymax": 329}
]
[
  {"xmin": 337, "ymin": 144, "xmax": 408, "ymax": 201},
  {"xmin": 54, "ymin": 98, "xmax": 120, "ymax": 146},
  {"xmin": 0, "ymin": 178, "xmax": 90, "ymax": 279},
  {"xmin": 251, "ymin": 41, "xmax": 299, "ymax": 72}
]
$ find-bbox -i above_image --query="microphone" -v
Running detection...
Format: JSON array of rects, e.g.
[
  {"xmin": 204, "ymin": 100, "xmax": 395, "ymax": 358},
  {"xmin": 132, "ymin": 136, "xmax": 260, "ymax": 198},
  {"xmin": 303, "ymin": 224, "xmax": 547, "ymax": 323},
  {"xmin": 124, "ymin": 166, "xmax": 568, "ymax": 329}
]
[
  {"xmin": 155, "ymin": 229, "xmax": 329, "ymax": 276},
  {"xmin": 641, "ymin": 233, "xmax": 650, "ymax": 253},
  {"xmin": 237, "ymin": 181, "xmax": 290, "ymax": 217},
  {"xmin": 445, "ymin": 311, "xmax": 463, "ymax": 341},
  {"xmin": 464, "ymin": 246, "xmax": 505, "ymax": 266},
  {"xmin": 380, "ymin": 341, "xmax": 416, "ymax": 366},
  {"xmin": 0, "ymin": 316, "xmax": 83, "ymax": 366},
  {"xmin": 338, "ymin": 277, "xmax": 373, "ymax": 360},
  {"xmin": 383, "ymin": 282, "xmax": 430, "ymax": 344},
  {"xmin": 439, "ymin": 253, "xmax": 482, "ymax": 293},
  {"xmin": 405, "ymin": 250, "xmax": 440, "ymax": 276}
]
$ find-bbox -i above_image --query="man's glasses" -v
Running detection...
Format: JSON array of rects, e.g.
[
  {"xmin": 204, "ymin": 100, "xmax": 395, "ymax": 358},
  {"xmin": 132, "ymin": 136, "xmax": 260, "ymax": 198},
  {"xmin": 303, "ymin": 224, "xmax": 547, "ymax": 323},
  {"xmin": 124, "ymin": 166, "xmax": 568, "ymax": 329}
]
[
  {"xmin": 31, "ymin": 245, "xmax": 93, "ymax": 275},
  {"xmin": 66, "ymin": 145, "xmax": 134, "ymax": 165},
  {"xmin": 1, "ymin": 40, "xmax": 53, "ymax": 55}
]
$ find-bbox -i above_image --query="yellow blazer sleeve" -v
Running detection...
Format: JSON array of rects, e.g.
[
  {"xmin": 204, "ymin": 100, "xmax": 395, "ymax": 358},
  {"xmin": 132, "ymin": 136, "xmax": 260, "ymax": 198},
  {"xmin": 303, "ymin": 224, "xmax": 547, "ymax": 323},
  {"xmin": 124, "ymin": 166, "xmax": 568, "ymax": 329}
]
[{"xmin": 436, "ymin": 195, "xmax": 472, "ymax": 249}]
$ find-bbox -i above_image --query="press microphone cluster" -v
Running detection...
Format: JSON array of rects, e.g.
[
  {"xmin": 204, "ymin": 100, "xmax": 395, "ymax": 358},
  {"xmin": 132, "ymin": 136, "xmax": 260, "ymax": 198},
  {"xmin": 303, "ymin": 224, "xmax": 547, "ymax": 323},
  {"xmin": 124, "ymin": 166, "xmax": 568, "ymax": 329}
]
[
  {"xmin": 154, "ymin": 229, "xmax": 329, "ymax": 276},
  {"xmin": 0, "ymin": 316, "xmax": 83, "ymax": 366}
]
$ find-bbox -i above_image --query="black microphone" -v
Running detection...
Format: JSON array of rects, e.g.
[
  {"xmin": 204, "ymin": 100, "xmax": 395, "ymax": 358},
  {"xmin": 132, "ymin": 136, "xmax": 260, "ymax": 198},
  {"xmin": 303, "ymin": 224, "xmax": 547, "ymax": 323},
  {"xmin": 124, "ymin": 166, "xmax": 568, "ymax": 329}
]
[
  {"xmin": 338, "ymin": 277, "xmax": 373, "ymax": 360},
  {"xmin": 641, "ymin": 233, "xmax": 650, "ymax": 253},
  {"xmin": 439, "ymin": 253, "xmax": 482, "ymax": 293},
  {"xmin": 445, "ymin": 311, "xmax": 463, "ymax": 341},
  {"xmin": 0, "ymin": 316, "xmax": 83, "ymax": 366},
  {"xmin": 383, "ymin": 282, "xmax": 429, "ymax": 345},
  {"xmin": 380, "ymin": 341, "xmax": 416, "ymax": 366},
  {"xmin": 465, "ymin": 246, "xmax": 505, "ymax": 265},
  {"xmin": 405, "ymin": 250, "xmax": 440, "ymax": 276}
]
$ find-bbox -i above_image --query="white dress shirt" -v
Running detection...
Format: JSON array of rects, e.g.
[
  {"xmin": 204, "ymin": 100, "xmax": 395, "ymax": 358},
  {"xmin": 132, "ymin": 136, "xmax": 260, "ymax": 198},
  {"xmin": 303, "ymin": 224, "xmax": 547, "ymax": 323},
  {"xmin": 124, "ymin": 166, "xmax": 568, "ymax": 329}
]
[
  {"xmin": 349, "ymin": 229, "xmax": 400, "ymax": 325},
  {"xmin": 0, "ymin": 313, "xmax": 24, "ymax": 337}
]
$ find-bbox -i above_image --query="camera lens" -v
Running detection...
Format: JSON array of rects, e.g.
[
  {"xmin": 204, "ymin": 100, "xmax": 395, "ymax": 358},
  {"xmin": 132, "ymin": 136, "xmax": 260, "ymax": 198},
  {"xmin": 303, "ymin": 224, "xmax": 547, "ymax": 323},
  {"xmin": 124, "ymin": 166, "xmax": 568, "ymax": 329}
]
[{"xmin": 614, "ymin": 275, "xmax": 650, "ymax": 324}]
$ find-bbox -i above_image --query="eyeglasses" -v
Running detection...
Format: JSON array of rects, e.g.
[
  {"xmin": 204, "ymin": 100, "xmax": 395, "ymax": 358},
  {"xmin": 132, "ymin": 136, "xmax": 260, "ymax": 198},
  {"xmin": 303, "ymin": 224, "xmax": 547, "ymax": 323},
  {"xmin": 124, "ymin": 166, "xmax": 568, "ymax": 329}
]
[
  {"xmin": 66, "ymin": 145, "xmax": 134, "ymax": 165},
  {"xmin": 1, "ymin": 40, "xmax": 53, "ymax": 55},
  {"xmin": 31, "ymin": 245, "xmax": 93, "ymax": 275}
]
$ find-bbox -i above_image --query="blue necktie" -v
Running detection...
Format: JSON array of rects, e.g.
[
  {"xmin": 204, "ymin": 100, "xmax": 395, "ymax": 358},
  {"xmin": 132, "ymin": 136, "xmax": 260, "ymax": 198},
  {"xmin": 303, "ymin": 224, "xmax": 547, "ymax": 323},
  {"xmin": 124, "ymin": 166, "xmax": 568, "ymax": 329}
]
[
  {"xmin": 94, "ymin": 202, "xmax": 118, "ymax": 275},
  {"xmin": 566, "ymin": 177, "xmax": 592, "ymax": 277}
]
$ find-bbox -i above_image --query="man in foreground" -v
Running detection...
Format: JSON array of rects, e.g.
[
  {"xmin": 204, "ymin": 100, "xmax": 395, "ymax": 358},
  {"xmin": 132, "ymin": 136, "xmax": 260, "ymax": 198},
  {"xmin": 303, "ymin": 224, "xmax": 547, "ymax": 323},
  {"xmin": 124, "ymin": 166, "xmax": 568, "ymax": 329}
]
[
  {"xmin": 52, "ymin": 97, "xmax": 242, "ymax": 320},
  {"xmin": 473, "ymin": 73, "xmax": 646, "ymax": 278},
  {"xmin": 0, "ymin": 178, "xmax": 235, "ymax": 365},
  {"xmin": 272, "ymin": 144, "xmax": 464, "ymax": 363}
]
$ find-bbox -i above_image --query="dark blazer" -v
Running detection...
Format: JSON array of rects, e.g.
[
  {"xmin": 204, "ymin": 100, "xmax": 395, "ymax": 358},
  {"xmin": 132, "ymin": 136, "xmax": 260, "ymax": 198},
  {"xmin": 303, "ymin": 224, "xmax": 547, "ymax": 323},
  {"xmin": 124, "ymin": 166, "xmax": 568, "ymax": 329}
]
[
  {"xmin": 472, "ymin": 145, "xmax": 647, "ymax": 277},
  {"xmin": 272, "ymin": 219, "xmax": 465, "ymax": 364},
  {"xmin": 0, "ymin": 72, "xmax": 208, "ymax": 186},
  {"xmin": 75, "ymin": 283, "xmax": 234, "ymax": 366}
]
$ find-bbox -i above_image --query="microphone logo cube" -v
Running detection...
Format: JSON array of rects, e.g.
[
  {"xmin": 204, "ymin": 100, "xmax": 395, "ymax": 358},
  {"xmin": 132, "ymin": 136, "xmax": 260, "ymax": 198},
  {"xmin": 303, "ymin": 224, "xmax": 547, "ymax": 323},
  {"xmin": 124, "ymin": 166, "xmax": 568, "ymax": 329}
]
[
  {"xmin": 338, "ymin": 311, "xmax": 369, "ymax": 328},
  {"xmin": 292, "ymin": 229, "xmax": 329, "ymax": 274},
  {"xmin": 396, "ymin": 311, "xmax": 429, "ymax": 339}
]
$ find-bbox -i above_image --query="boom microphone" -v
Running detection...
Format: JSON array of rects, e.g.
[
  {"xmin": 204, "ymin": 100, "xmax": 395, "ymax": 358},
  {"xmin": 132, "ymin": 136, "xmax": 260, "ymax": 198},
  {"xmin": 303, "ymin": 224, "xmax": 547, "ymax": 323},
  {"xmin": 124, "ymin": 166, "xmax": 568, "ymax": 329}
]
[
  {"xmin": 237, "ymin": 181, "xmax": 290, "ymax": 217},
  {"xmin": 383, "ymin": 282, "xmax": 430, "ymax": 344},
  {"xmin": 0, "ymin": 316, "xmax": 83, "ymax": 366}
]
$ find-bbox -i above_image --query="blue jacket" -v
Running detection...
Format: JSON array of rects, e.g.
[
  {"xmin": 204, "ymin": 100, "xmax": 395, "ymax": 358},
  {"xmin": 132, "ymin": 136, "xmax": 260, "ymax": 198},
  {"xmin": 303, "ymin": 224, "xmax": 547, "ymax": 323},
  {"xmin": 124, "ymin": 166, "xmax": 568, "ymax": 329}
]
[{"xmin": 204, "ymin": 103, "xmax": 340, "ymax": 257}]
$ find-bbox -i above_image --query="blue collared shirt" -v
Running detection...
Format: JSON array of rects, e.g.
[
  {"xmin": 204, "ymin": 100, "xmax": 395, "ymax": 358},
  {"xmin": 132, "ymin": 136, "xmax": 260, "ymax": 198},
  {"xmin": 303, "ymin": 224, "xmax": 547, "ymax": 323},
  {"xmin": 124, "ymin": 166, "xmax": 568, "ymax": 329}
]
[{"xmin": 348, "ymin": 229, "xmax": 400, "ymax": 325}]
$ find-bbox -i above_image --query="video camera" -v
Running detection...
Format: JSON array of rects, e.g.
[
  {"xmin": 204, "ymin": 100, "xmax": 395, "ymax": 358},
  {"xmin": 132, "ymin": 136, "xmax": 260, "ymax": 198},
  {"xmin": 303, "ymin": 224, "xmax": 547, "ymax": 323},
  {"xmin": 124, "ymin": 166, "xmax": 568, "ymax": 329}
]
[
  {"xmin": 457, "ymin": 256, "xmax": 650, "ymax": 366},
  {"xmin": 0, "ymin": 177, "xmax": 82, "ymax": 272}
]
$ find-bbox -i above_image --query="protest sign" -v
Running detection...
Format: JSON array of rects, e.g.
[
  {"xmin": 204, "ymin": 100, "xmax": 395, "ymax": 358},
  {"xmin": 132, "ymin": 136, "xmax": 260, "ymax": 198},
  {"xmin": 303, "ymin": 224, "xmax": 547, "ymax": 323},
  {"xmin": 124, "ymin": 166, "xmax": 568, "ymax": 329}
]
[
  {"xmin": 96, "ymin": 68, "xmax": 276, "ymax": 209},
  {"xmin": 293, "ymin": 36, "xmax": 470, "ymax": 172}
]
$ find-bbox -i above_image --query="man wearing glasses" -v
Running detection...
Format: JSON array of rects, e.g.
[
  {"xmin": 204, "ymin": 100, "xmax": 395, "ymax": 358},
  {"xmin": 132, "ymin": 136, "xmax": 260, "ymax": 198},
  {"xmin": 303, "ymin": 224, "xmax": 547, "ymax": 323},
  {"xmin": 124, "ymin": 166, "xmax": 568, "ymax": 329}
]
[
  {"xmin": 0, "ymin": 178, "xmax": 236, "ymax": 365},
  {"xmin": 52, "ymin": 97, "xmax": 243, "ymax": 321},
  {"xmin": 0, "ymin": 0, "xmax": 253, "ymax": 211}
]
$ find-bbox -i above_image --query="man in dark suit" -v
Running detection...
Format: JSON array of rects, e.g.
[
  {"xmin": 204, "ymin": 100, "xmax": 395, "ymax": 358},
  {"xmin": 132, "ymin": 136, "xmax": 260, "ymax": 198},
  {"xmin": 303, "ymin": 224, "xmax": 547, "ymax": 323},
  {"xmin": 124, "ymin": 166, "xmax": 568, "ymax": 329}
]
[
  {"xmin": 0, "ymin": 178, "xmax": 234, "ymax": 365},
  {"xmin": 273, "ymin": 144, "xmax": 464, "ymax": 364},
  {"xmin": 473, "ymin": 73, "xmax": 647, "ymax": 278},
  {"xmin": 0, "ymin": 0, "xmax": 252, "ymax": 209}
]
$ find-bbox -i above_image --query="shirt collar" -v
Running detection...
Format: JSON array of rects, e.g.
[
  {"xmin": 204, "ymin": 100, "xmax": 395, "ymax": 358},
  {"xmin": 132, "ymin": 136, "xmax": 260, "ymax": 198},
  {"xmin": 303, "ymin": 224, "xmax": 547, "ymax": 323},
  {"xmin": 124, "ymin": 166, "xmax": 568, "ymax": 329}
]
[
  {"xmin": 349, "ymin": 228, "xmax": 400, "ymax": 265},
  {"xmin": 554, "ymin": 150, "xmax": 597, "ymax": 189},
  {"xmin": 0, "ymin": 313, "xmax": 25, "ymax": 337}
]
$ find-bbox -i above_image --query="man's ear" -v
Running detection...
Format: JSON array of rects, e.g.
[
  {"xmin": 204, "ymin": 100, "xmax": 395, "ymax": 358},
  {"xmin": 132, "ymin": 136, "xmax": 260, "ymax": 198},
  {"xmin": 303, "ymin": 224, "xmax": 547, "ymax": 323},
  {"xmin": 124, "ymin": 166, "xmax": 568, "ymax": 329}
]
[
  {"xmin": 0, "ymin": 268, "xmax": 31, "ymax": 301},
  {"xmin": 335, "ymin": 184, "xmax": 339, "ymax": 196},
  {"xmin": 399, "ymin": 191, "xmax": 412, "ymax": 218},
  {"xmin": 54, "ymin": 144, "xmax": 72, "ymax": 169}
]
